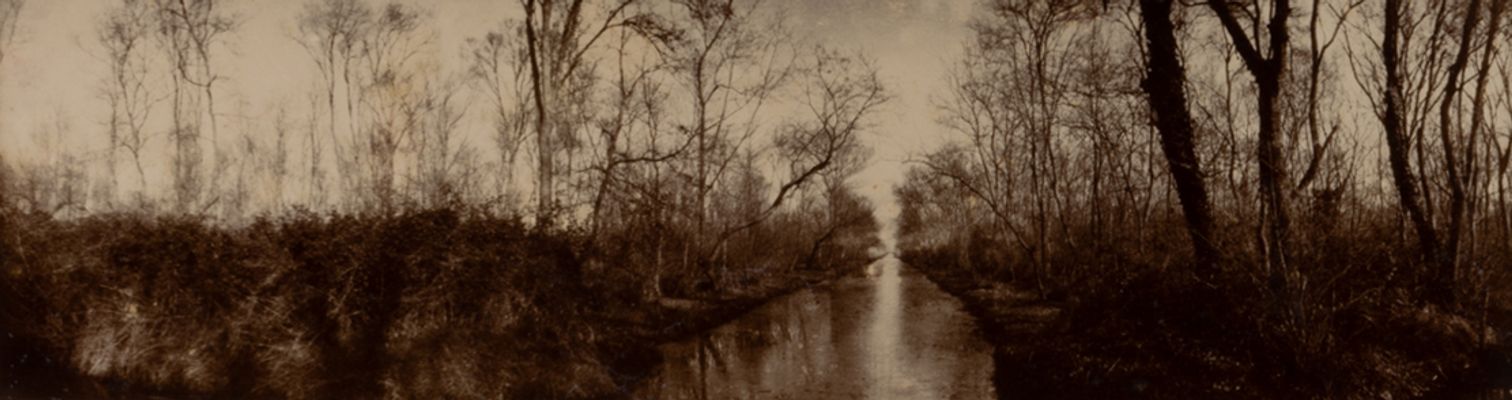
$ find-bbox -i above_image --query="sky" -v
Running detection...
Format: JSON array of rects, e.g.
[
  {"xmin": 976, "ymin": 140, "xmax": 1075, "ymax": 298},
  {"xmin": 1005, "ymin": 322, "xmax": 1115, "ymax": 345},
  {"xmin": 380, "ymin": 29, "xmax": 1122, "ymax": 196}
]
[{"xmin": 0, "ymin": 0, "xmax": 978, "ymax": 238}]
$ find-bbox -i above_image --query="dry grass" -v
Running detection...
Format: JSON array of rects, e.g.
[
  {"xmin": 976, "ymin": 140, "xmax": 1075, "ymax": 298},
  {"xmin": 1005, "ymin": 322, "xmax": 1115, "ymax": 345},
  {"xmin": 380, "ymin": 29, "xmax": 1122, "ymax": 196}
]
[{"xmin": 0, "ymin": 208, "xmax": 600, "ymax": 398}]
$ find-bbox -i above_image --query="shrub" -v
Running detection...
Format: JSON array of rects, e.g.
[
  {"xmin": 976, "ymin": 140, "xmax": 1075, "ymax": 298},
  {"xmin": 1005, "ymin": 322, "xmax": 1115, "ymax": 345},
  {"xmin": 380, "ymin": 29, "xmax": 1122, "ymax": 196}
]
[{"xmin": 0, "ymin": 208, "xmax": 612, "ymax": 398}]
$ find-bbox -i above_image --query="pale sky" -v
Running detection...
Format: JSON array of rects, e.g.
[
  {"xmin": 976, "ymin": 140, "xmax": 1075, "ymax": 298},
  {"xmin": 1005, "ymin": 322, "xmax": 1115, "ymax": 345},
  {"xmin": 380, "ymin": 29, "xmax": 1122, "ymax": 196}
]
[{"xmin": 0, "ymin": 0, "xmax": 976, "ymax": 235}]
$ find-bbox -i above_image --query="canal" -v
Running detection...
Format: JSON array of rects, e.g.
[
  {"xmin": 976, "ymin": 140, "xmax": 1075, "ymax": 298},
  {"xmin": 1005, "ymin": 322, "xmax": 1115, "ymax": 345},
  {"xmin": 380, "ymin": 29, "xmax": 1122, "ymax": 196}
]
[{"xmin": 634, "ymin": 256, "xmax": 996, "ymax": 399}]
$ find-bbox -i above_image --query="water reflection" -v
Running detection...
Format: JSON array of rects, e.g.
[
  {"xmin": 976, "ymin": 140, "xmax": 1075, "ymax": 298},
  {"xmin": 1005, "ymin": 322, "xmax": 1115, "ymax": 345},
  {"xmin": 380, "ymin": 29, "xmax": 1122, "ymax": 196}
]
[{"xmin": 636, "ymin": 257, "xmax": 995, "ymax": 399}]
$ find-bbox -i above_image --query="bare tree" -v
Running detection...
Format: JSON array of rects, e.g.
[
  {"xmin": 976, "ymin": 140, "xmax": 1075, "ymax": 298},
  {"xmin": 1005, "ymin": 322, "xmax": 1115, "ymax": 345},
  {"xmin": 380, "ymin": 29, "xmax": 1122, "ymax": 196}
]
[
  {"xmin": 304, "ymin": 91, "xmax": 329, "ymax": 207},
  {"xmin": 1487, "ymin": 3, "xmax": 1512, "ymax": 294},
  {"xmin": 1065, "ymin": 15, "xmax": 1155, "ymax": 268},
  {"xmin": 1465, "ymin": 0, "xmax": 1507, "ymax": 281},
  {"xmin": 1376, "ymin": 0, "xmax": 1441, "ymax": 288},
  {"xmin": 971, "ymin": 0, "xmax": 1092, "ymax": 293},
  {"xmin": 1137, "ymin": 0, "xmax": 1220, "ymax": 279},
  {"xmin": 520, "ymin": 0, "xmax": 641, "ymax": 222},
  {"xmin": 655, "ymin": 0, "xmax": 796, "ymax": 277},
  {"xmin": 0, "ymin": 0, "xmax": 23, "ymax": 204},
  {"xmin": 410, "ymin": 78, "xmax": 473, "ymax": 208},
  {"xmin": 1293, "ymin": 0, "xmax": 1360, "ymax": 193},
  {"xmin": 584, "ymin": 25, "xmax": 670, "ymax": 238},
  {"xmin": 269, "ymin": 105, "xmax": 292, "ymax": 209},
  {"xmin": 299, "ymin": 1, "xmax": 432, "ymax": 212},
  {"xmin": 702, "ymin": 48, "xmax": 887, "ymax": 277},
  {"xmin": 153, "ymin": 0, "xmax": 235, "ymax": 213},
  {"xmin": 99, "ymin": 0, "xmax": 157, "ymax": 207},
  {"xmin": 356, "ymin": 2, "xmax": 428, "ymax": 211},
  {"xmin": 1205, "ymin": 0, "xmax": 1294, "ymax": 282},
  {"xmin": 14, "ymin": 115, "xmax": 87, "ymax": 215},
  {"xmin": 297, "ymin": 0, "xmax": 373, "ymax": 208},
  {"xmin": 466, "ymin": 27, "xmax": 530, "ymax": 209},
  {"xmin": 1434, "ymin": 0, "xmax": 1495, "ymax": 299},
  {"xmin": 935, "ymin": 50, "xmax": 1033, "ymax": 272}
]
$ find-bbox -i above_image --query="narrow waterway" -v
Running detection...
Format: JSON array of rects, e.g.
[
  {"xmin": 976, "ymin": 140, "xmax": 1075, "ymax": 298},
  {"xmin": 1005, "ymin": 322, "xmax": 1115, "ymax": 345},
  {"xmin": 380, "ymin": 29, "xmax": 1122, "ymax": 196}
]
[{"xmin": 634, "ymin": 256, "xmax": 995, "ymax": 399}]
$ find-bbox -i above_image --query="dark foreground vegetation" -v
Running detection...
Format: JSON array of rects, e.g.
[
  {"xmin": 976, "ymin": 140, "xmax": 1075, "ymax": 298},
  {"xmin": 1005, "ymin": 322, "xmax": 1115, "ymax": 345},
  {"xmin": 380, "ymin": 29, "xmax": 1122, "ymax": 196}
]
[
  {"xmin": 0, "ymin": 206, "xmax": 878, "ymax": 398},
  {"xmin": 904, "ymin": 234, "xmax": 1512, "ymax": 399},
  {"xmin": 899, "ymin": 0, "xmax": 1512, "ymax": 398}
]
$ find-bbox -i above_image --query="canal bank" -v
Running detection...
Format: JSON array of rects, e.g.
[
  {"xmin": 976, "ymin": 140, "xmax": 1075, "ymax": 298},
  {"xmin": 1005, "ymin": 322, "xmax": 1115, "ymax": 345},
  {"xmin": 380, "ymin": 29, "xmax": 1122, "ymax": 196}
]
[
  {"xmin": 902, "ymin": 250, "xmax": 1512, "ymax": 399},
  {"xmin": 897, "ymin": 253, "xmax": 1065, "ymax": 400},
  {"xmin": 901, "ymin": 251, "xmax": 1271, "ymax": 398},
  {"xmin": 596, "ymin": 265, "xmax": 850, "ymax": 396}
]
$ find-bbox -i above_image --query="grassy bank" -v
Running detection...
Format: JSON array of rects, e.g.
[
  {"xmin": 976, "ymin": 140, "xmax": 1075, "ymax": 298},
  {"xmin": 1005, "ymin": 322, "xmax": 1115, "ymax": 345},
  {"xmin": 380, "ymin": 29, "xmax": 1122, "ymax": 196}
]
[
  {"xmin": 0, "ymin": 208, "xmax": 873, "ymax": 399},
  {"xmin": 903, "ymin": 244, "xmax": 1512, "ymax": 399}
]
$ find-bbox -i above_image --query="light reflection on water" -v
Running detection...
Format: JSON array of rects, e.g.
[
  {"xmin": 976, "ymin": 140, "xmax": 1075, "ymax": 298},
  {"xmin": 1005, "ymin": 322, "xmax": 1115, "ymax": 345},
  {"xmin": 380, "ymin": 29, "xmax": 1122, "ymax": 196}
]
[{"xmin": 635, "ymin": 257, "xmax": 995, "ymax": 399}]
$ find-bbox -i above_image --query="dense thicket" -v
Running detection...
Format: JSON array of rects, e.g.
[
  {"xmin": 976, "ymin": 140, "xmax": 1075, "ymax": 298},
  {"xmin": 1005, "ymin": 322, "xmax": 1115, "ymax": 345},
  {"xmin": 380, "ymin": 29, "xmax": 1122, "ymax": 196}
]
[{"xmin": 0, "ymin": 205, "xmax": 877, "ymax": 398}]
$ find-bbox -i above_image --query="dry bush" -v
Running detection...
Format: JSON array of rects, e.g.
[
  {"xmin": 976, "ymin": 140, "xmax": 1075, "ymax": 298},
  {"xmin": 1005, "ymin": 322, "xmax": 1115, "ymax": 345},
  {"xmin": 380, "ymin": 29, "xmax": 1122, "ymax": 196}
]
[{"xmin": 1, "ymin": 207, "xmax": 619, "ymax": 398}]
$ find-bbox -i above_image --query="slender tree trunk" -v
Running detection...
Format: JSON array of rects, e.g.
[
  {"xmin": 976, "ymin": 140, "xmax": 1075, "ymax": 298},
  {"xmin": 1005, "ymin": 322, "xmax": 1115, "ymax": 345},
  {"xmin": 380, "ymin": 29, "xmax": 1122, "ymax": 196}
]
[
  {"xmin": 1435, "ymin": 0, "xmax": 1485, "ymax": 302},
  {"xmin": 1256, "ymin": 74, "xmax": 1289, "ymax": 276},
  {"xmin": 1206, "ymin": 0, "xmax": 1292, "ymax": 282},
  {"xmin": 523, "ymin": 0, "xmax": 554, "ymax": 224},
  {"xmin": 1297, "ymin": 0, "xmax": 1327, "ymax": 192},
  {"xmin": 200, "ymin": 62, "xmax": 220, "ymax": 202},
  {"xmin": 1382, "ymin": 0, "xmax": 1441, "ymax": 276},
  {"xmin": 1466, "ymin": 0, "xmax": 1507, "ymax": 302},
  {"xmin": 1137, "ymin": 0, "xmax": 1220, "ymax": 279}
]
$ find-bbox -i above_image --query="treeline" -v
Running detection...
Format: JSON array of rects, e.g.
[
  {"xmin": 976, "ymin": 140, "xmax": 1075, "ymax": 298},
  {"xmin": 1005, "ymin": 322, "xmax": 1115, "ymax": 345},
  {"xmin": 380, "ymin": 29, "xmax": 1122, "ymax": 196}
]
[
  {"xmin": 0, "ymin": 0, "xmax": 885, "ymax": 397},
  {"xmin": 898, "ymin": 0, "xmax": 1511, "ymax": 397},
  {"xmin": 0, "ymin": 0, "xmax": 890, "ymax": 301}
]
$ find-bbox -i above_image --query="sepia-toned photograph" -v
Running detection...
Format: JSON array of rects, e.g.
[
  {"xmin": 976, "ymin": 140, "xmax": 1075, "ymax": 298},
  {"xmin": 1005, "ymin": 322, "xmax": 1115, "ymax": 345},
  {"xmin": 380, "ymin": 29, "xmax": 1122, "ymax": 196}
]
[{"xmin": 1, "ymin": 0, "xmax": 1511, "ymax": 398}]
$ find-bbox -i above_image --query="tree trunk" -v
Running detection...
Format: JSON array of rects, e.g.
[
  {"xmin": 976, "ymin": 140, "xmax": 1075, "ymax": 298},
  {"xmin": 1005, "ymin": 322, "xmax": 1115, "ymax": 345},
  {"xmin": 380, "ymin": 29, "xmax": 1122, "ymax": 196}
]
[
  {"xmin": 1206, "ymin": 0, "xmax": 1292, "ymax": 282},
  {"xmin": 523, "ymin": 0, "xmax": 554, "ymax": 224},
  {"xmin": 1437, "ymin": 0, "xmax": 1487, "ymax": 303},
  {"xmin": 1382, "ymin": 0, "xmax": 1441, "ymax": 278},
  {"xmin": 1137, "ymin": 0, "xmax": 1220, "ymax": 280}
]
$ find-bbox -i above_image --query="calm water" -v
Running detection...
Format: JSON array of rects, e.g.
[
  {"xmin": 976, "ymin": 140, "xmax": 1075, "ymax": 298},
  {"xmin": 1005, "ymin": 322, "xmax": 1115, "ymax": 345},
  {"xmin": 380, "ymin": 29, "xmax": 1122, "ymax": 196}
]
[{"xmin": 634, "ymin": 256, "xmax": 996, "ymax": 399}]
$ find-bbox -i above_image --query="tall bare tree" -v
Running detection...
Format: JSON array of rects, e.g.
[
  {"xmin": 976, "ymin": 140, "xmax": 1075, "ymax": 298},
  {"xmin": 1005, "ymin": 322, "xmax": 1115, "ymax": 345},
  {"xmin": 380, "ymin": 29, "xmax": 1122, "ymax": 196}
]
[
  {"xmin": 99, "ymin": 0, "xmax": 156, "ymax": 206},
  {"xmin": 654, "ymin": 0, "xmax": 796, "ymax": 276},
  {"xmin": 1138, "ymin": 0, "xmax": 1220, "ymax": 279},
  {"xmin": 297, "ymin": 0, "xmax": 373, "ymax": 207},
  {"xmin": 701, "ymin": 47, "xmax": 886, "ymax": 280},
  {"xmin": 1206, "ymin": 0, "xmax": 1294, "ymax": 282},
  {"xmin": 0, "ymin": 0, "xmax": 23, "ymax": 204},
  {"xmin": 972, "ymin": 0, "xmax": 1092, "ymax": 293},
  {"xmin": 268, "ymin": 105, "xmax": 292, "ymax": 209},
  {"xmin": 466, "ymin": 27, "xmax": 530, "ymax": 209},
  {"xmin": 153, "ymin": 0, "xmax": 234, "ymax": 213},
  {"xmin": 1465, "ymin": 0, "xmax": 1507, "ymax": 280},
  {"xmin": 1378, "ymin": 0, "xmax": 1441, "ymax": 289},
  {"xmin": 520, "ymin": 0, "xmax": 640, "ymax": 222},
  {"xmin": 356, "ymin": 2, "xmax": 428, "ymax": 211},
  {"xmin": 1435, "ymin": 0, "xmax": 1491, "ymax": 299}
]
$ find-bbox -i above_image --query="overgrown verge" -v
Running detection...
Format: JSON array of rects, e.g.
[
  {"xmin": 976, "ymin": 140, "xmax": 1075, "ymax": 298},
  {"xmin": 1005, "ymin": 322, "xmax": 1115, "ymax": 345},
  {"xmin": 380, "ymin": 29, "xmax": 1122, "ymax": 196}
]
[
  {"xmin": 0, "ymin": 208, "xmax": 873, "ymax": 399},
  {"xmin": 903, "ymin": 232, "xmax": 1512, "ymax": 399}
]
